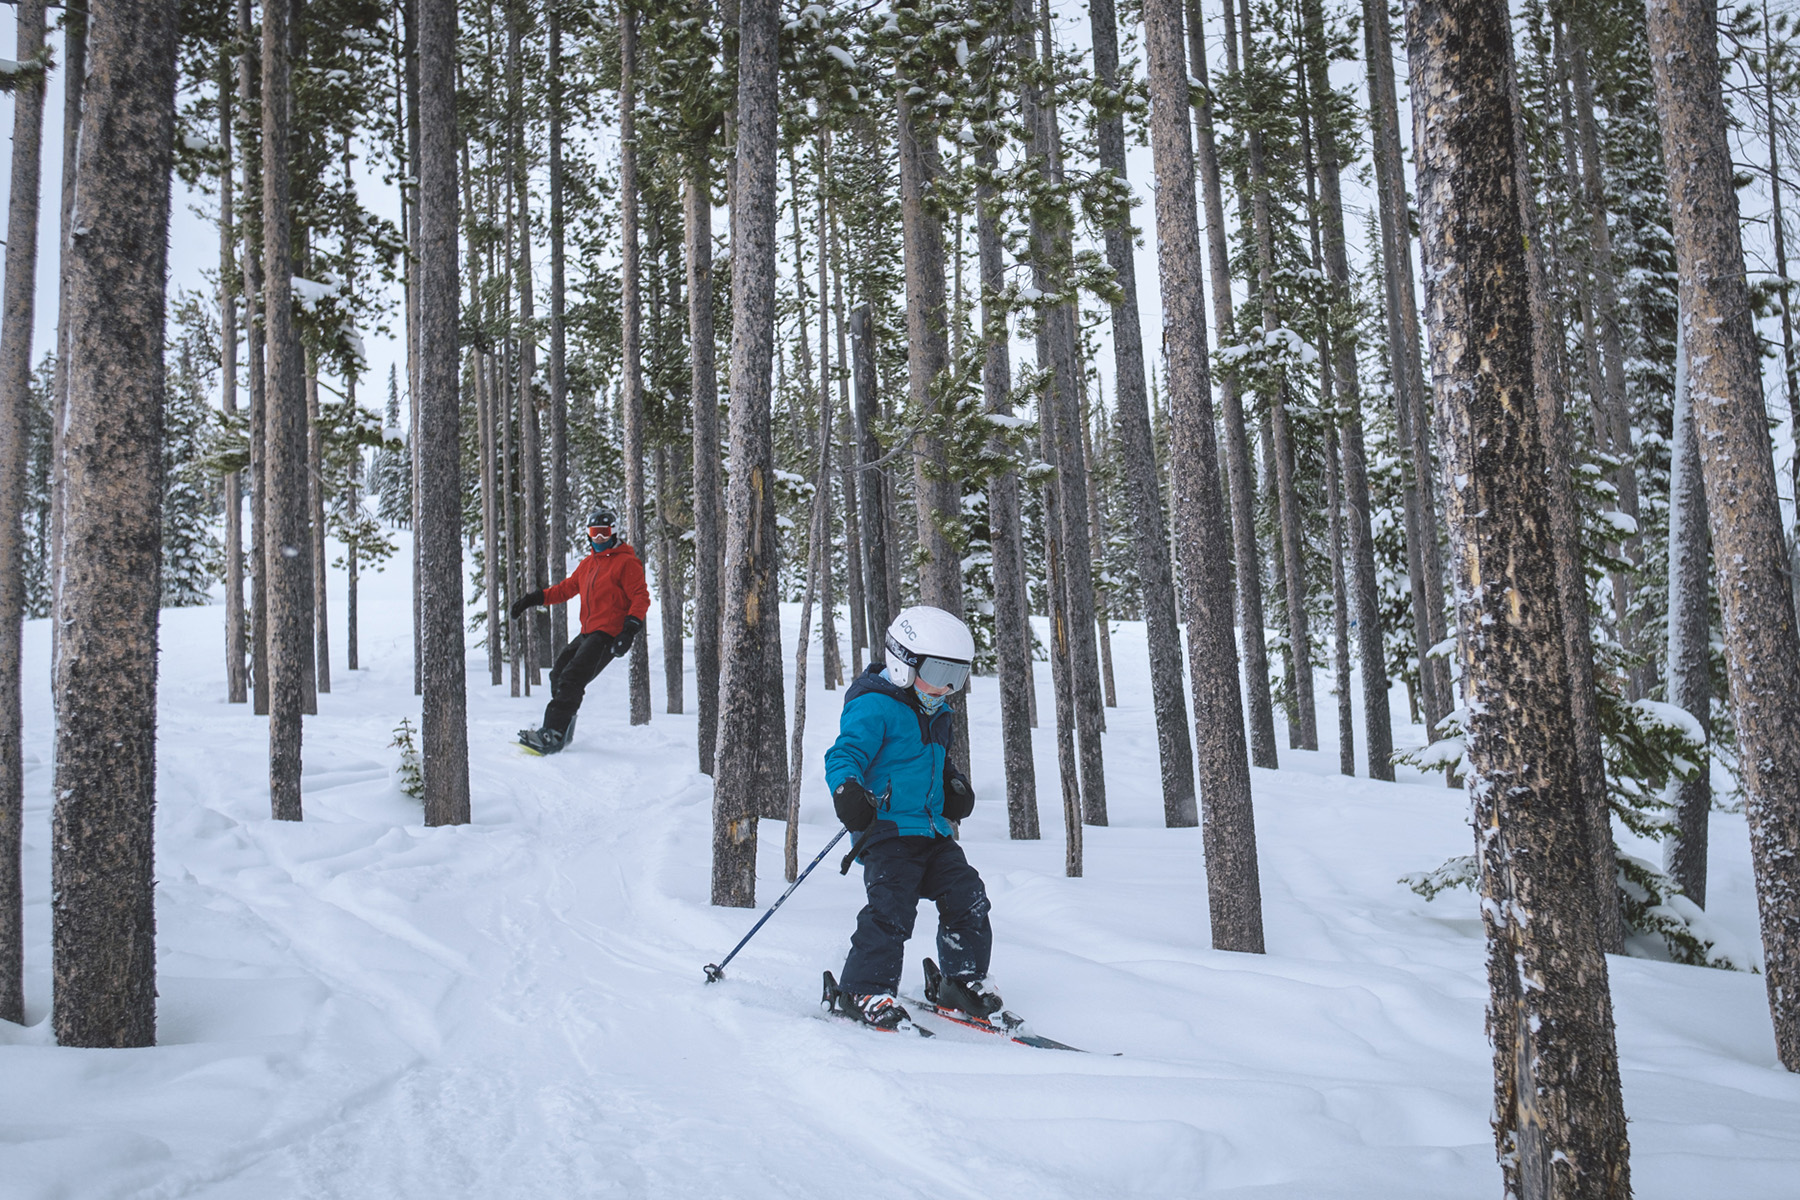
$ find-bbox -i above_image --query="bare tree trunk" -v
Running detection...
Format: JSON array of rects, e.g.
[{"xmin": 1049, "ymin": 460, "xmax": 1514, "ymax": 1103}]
[
  {"xmin": 1145, "ymin": 0, "xmax": 1263, "ymax": 952},
  {"xmin": 1408, "ymin": 0, "xmax": 1634, "ymax": 1187},
  {"xmin": 406, "ymin": 0, "xmax": 422, "ymax": 700},
  {"xmin": 786, "ymin": 412, "xmax": 835, "ymax": 881},
  {"xmin": 1082, "ymin": 401, "xmax": 1117, "ymax": 709},
  {"xmin": 220, "ymin": 47, "xmax": 247, "ymax": 706},
  {"xmin": 658, "ymin": 444, "xmax": 684, "ymax": 712},
  {"xmin": 0, "ymin": 0, "xmax": 46, "ymax": 1028},
  {"xmin": 1326, "ymin": 425, "xmax": 1355, "ymax": 776},
  {"xmin": 548, "ymin": 2, "xmax": 569, "ymax": 662},
  {"xmin": 1092, "ymin": 0, "xmax": 1195, "ymax": 823},
  {"xmin": 264, "ymin": 0, "xmax": 309, "ymax": 820},
  {"xmin": 688, "ymin": 170, "xmax": 722, "ymax": 773},
  {"xmin": 851, "ymin": 304, "xmax": 893, "ymax": 639},
  {"xmin": 418, "ymin": 0, "xmax": 469, "ymax": 826},
  {"xmin": 1648, "ymin": 0, "xmax": 1800, "ymax": 1071},
  {"xmin": 620, "ymin": 6, "xmax": 651, "ymax": 725},
  {"xmin": 1184, "ymin": 0, "xmax": 1278, "ymax": 769},
  {"xmin": 509, "ymin": 0, "xmax": 545, "ymax": 684},
  {"xmin": 974, "ymin": 135, "xmax": 1038, "ymax": 841},
  {"xmin": 712, "ymin": 0, "xmax": 784, "ymax": 907},
  {"xmin": 306, "ymin": 365, "xmax": 330, "ymax": 695},
  {"xmin": 816, "ymin": 135, "xmax": 841, "ymax": 690},
  {"xmin": 53, "ymin": 0, "xmax": 178, "ymax": 1048},
  {"xmin": 1665, "ymin": 310, "xmax": 1711, "ymax": 904},
  {"xmin": 48, "ymin": 0, "xmax": 85, "ymax": 705},
  {"xmin": 236, "ymin": 0, "xmax": 267, "ymax": 716}
]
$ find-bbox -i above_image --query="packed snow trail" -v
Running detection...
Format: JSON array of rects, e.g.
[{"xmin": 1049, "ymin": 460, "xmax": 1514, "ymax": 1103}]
[{"xmin": 4, "ymin": 542, "xmax": 1799, "ymax": 1198}]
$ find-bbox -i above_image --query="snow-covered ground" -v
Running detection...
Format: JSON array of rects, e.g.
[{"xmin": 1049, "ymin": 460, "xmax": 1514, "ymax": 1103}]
[{"xmin": 4, "ymin": 541, "xmax": 1797, "ymax": 1199}]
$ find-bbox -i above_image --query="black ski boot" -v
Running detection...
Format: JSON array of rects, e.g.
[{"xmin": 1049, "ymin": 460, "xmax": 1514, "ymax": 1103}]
[
  {"xmin": 823, "ymin": 971, "xmax": 926, "ymax": 1034},
  {"xmin": 518, "ymin": 727, "xmax": 567, "ymax": 756},
  {"xmin": 924, "ymin": 957, "xmax": 1003, "ymax": 1020}
]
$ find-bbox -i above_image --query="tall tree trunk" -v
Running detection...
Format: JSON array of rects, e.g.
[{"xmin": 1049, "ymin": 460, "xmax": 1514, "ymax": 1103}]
[
  {"xmin": 974, "ymin": 135, "xmax": 1039, "ymax": 841},
  {"xmin": 418, "ymin": 0, "xmax": 469, "ymax": 826},
  {"xmin": 0, "ymin": 0, "xmax": 46, "ymax": 1028},
  {"xmin": 829, "ymin": 183, "xmax": 867, "ymax": 668},
  {"xmin": 1361, "ymin": 0, "xmax": 1452, "ymax": 736},
  {"xmin": 712, "ymin": 0, "xmax": 784, "ymax": 907},
  {"xmin": 1082, "ymin": 399, "xmax": 1118, "ymax": 709},
  {"xmin": 53, "ymin": 0, "xmax": 179, "ymax": 1049},
  {"xmin": 548, "ymin": 2, "xmax": 569, "ymax": 662},
  {"xmin": 1092, "ymin": 0, "xmax": 1196, "ymax": 824},
  {"xmin": 1307, "ymin": 0, "xmax": 1393, "ymax": 779},
  {"xmin": 688, "ymin": 168, "xmax": 722, "ymax": 773},
  {"xmin": 1022, "ymin": 0, "xmax": 1106, "ymax": 822},
  {"xmin": 220, "ymin": 45, "xmax": 247, "ymax": 707},
  {"xmin": 1665, "ymin": 310, "xmax": 1711, "ymax": 905},
  {"xmin": 1408, "ymin": 0, "xmax": 1634, "ymax": 1188},
  {"xmin": 236, "ymin": 0, "xmax": 268, "ymax": 716},
  {"xmin": 307, "ymin": 365, "xmax": 330, "ymax": 695},
  {"xmin": 1237, "ymin": 0, "xmax": 1316, "ymax": 751},
  {"xmin": 48, "ymin": 0, "xmax": 85, "ymax": 702},
  {"xmin": 406, "ymin": 0, "xmax": 422, "ymax": 699},
  {"xmin": 1144, "ymin": 0, "xmax": 1263, "ymax": 952},
  {"xmin": 1648, "ymin": 0, "xmax": 1800, "ymax": 1071},
  {"xmin": 1326, "ymin": 424, "xmax": 1355, "ymax": 776},
  {"xmin": 1185, "ymin": 0, "xmax": 1278, "ymax": 769},
  {"xmin": 620, "ymin": 6, "xmax": 651, "ymax": 725},
  {"xmin": 851, "ymin": 304, "xmax": 894, "ymax": 639},
  {"xmin": 509, "ymin": 0, "xmax": 545, "ymax": 683},
  {"xmin": 816, "ymin": 135, "xmax": 841, "ymax": 690},
  {"xmin": 658, "ymin": 443, "xmax": 684, "ymax": 711},
  {"xmin": 264, "ymin": 0, "xmax": 309, "ymax": 820}
]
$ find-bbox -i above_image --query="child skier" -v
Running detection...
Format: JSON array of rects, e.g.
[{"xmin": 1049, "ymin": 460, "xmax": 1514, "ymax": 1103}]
[
  {"xmin": 823, "ymin": 605, "xmax": 1002, "ymax": 1031},
  {"xmin": 511, "ymin": 507, "xmax": 649, "ymax": 755}
]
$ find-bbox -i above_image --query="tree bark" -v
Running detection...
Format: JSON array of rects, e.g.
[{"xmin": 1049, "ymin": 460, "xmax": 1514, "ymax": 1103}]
[
  {"xmin": 306, "ymin": 365, "xmax": 330, "ymax": 696},
  {"xmin": 509, "ymin": 0, "xmax": 546, "ymax": 683},
  {"xmin": 620, "ymin": 5, "xmax": 651, "ymax": 725},
  {"xmin": 1185, "ymin": 0, "xmax": 1278, "ymax": 769},
  {"xmin": 53, "ymin": 0, "xmax": 178, "ymax": 1048},
  {"xmin": 1648, "ymin": 0, "xmax": 1800, "ymax": 1070},
  {"xmin": 220, "ymin": 43, "xmax": 247, "ymax": 706},
  {"xmin": 48, "ymin": 0, "xmax": 85, "ymax": 704},
  {"xmin": 829, "ymin": 185, "xmax": 867, "ymax": 668},
  {"xmin": 851, "ymin": 303, "xmax": 894, "ymax": 639},
  {"xmin": 1145, "ymin": 0, "xmax": 1263, "ymax": 952},
  {"xmin": 1665, "ymin": 310, "xmax": 1711, "ymax": 905},
  {"xmin": 264, "ymin": 0, "xmax": 309, "ymax": 820},
  {"xmin": 816, "ymin": 135, "xmax": 841, "ymax": 691},
  {"xmin": 657, "ymin": 443, "xmax": 684, "ymax": 712},
  {"xmin": 236, "ymin": 0, "xmax": 267, "ymax": 716},
  {"xmin": 418, "ymin": 0, "xmax": 469, "ymax": 827},
  {"xmin": 548, "ymin": 2, "xmax": 569, "ymax": 662},
  {"xmin": 1092, "ymin": 0, "xmax": 1196, "ymax": 824},
  {"xmin": 688, "ymin": 170, "xmax": 722, "ymax": 773},
  {"xmin": 1408, "ymin": 0, "xmax": 1634, "ymax": 1187},
  {"xmin": 1326, "ymin": 425, "xmax": 1355, "ymax": 776},
  {"xmin": 712, "ymin": 0, "xmax": 783, "ymax": 908},
  {"xmin": 0, "ymin": 0, "xmax": 46, "ymax": 1028}
]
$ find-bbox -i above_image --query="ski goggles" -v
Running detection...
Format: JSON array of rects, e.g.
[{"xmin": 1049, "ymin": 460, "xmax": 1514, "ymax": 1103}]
[
  {"xmin": 887, "ymin": 632, "xmax": 971, "ymax": 692},
  {"xmin": 587, "ymin": 525, "xmax": 613, "ymax": 541}
]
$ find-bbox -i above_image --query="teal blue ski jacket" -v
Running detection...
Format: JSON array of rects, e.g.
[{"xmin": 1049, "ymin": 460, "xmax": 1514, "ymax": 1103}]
[{"xmin": 824, "ymin": 665, "xmax": 963, "ymax": 840}]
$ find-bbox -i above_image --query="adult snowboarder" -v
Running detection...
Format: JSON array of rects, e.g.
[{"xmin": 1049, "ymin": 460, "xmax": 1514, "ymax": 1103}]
[
  {"xmin": 823, "ymin": 605, "xmax": 1001, "ymax": 1031},
  {"xmin": 511, "ymin": 508, "xmax": 650, "ymax": 754}
]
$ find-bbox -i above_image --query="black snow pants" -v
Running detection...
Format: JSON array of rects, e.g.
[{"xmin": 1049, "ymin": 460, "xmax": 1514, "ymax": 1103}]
[
  {"xmin": 838, "ymin": 834, "xmax": 992, "ymax": 997},
  {"xmin": 540, "ymin": 629, "xmax": 616, "ymax": 737}
]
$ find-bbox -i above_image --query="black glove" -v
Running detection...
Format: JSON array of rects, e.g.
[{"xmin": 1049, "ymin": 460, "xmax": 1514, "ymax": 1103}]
[
  {"xmin": 943, "ymin": 770, "xmax": 975, "ymax": 822},
  {"xmin": 610, "ymin": 616, "xmax": 644, "ymax": 659},
  {"xmin": 833, "ymin": 778, "xmax": 877, "ymax": 832},
  {"xmin": 510, "ymin": 590, "xmax": 544, "ymax": 620}
]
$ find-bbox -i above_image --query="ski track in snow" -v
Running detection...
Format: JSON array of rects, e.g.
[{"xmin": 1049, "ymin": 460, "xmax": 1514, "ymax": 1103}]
[{"xmin": 3, "ymin": 537, "xmax": 1799, "ymax": 1198}]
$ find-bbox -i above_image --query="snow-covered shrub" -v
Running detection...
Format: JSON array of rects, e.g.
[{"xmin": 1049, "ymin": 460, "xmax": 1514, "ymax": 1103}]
[{"xmin": 390, "ymin": 719, "xmax": 423, "ymax": 800}]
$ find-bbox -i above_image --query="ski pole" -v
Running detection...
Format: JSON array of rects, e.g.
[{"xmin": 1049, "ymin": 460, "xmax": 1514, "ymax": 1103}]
[{"xmin": 703, "ymin": 826, "xmax": 848, "ymax": 983}]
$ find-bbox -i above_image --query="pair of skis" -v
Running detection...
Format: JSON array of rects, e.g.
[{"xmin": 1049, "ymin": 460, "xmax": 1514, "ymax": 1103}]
[{"xmin": 821, "ymin": 960, "xmax": 1087, "ymax": 1052}]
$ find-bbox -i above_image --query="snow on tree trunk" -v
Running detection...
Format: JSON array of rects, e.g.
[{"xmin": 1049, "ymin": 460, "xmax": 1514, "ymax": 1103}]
[
  {"xmin": 1144, "ymin": 0, "xmax": 1264, "ymax": 953},
  {"xmin": 712, "ymin": 0, "xmax": 785, "ymax": 908},
  {"xmin": 1664, "ymin": 309, "xmax": 1712, "ymax": 905},
  {"xmin": 1408, "ymin": 0, "xmax": 1634, "ymax": 1186},
  {"xmin": 53, "ymin": 0, "xmax": 178, "ymax": 1048},
  {"xmin": 0, "ymin": 0, "xmax": 45, "ymax": 1029},
  {"xmin": 1647, "ymin": 0, "xmax": 1800, "ymax": 1070}
]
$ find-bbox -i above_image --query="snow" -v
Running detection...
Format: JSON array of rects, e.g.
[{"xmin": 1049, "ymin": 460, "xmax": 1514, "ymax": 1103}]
[
  {"xmin": 4, "ymin": 535, "xmax": 1798, "ymax": 1197},
  {"xmin": 1630, "ymin": 698, "xmax": 1708, "ymax": 746}
]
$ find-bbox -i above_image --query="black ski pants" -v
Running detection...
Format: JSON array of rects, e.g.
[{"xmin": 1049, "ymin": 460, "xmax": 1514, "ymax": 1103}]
[
  {"xmin": 839, "ymin": 834, "xmax": 992, "ymax": 997},
  {"xmin": 540, "ymin": 629, "xmax": 616, "ymax": 736}
]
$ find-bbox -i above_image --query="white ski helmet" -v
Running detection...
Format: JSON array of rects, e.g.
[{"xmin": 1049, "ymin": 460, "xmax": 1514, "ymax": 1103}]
[{"xmin": 884, "ymin": 605, "xmax": 975, "ymax": 692}]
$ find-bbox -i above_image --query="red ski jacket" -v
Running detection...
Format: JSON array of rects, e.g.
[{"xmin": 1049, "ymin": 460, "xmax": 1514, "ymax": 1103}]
[{"xmin": 542, "ymin": 541, "xmax": 651, "ymax": 637}]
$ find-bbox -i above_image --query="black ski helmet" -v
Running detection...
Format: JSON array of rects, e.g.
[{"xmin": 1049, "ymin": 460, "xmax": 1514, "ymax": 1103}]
[{"xmin": 586, "ymin": 507, "xmax": 617, "ymax": 531}]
